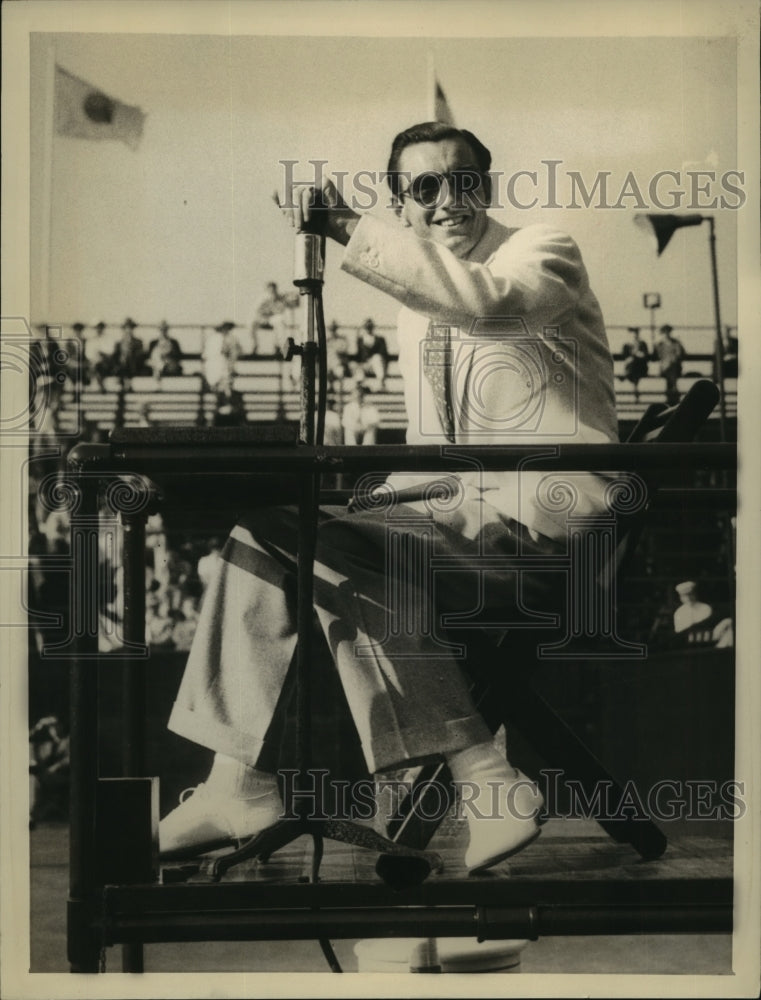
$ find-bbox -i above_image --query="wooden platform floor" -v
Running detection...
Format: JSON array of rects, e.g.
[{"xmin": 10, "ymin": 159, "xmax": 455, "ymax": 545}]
[
  {"xmin": 30, "ymin": 819, "xmax": 735, "ymax": 974},
  {"xmin": 164, "ymin": 817, "xmax": 733, "ymax": 886}
]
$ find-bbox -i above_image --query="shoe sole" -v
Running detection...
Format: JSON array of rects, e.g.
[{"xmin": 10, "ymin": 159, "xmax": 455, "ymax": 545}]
[{"xmin": 467, "ymin": 824, "xmax": 542, "ymax": 875}]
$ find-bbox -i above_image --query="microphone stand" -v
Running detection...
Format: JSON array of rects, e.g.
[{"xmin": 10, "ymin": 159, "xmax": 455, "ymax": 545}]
[{"xmin": 192, "ymin": 207, "xmax": 441, "ymax": 891}]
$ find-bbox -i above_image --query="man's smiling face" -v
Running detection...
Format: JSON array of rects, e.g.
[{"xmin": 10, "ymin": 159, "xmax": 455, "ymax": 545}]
[{"xmin": 396, "ymin": 136, "xmax": 489, "ymax": 258}]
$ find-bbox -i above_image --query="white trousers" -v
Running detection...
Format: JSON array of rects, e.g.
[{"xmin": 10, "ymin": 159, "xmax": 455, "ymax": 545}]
[{"xmin": 168, "ymin": 497, "xmax": 562, "ymax": 774}]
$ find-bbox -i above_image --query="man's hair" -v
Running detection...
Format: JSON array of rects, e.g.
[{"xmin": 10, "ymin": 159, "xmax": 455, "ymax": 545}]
[{"xmin": 386, "ymin": 122, "xmax": 492, "ymax": 198}]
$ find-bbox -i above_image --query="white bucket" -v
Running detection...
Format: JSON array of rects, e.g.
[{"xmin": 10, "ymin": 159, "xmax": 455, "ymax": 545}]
[{"xmin": 354, "ymin": 936, "xmax": 527, "ymax": 973}]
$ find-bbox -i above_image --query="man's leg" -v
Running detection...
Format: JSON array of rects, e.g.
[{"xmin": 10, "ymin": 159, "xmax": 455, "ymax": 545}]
[
  {"xmin": 162, "ymin": 499, "xmax": 548, "ymax": 868},
  {"xmin": 310, "ymin": 501, "xmax": 550, "ymax": 871},
  {"xmin": 161, "ymin": 507, "xmax": 309, "ymax": 856}
]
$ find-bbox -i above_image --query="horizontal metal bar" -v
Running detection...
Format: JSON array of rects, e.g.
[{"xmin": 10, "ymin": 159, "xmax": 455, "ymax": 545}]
[
  {"xmin": 105, "ymin": 876, "xmax": 733, "ymax": 913},
  {"xmin": 70, "ymin": 441, "xmax": 735, "ymax": 476},
  {"xmin": 97, "ymin": 903, "xmax": 732, "ymax": 945}
]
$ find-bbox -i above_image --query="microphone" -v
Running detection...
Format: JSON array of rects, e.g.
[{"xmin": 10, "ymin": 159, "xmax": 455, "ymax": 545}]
[{"xmin": 294, "ymin": 192, "xmax": 327, "ymax": 289}]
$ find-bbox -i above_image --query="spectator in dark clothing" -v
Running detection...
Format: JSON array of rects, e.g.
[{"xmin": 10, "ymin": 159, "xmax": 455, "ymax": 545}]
[
  {"xmin": 66, "ymin": 322, "xmax": 88, "ymax": 399},
  {"xmin": 109, "ymin": 318, "xmax": 146, "ymax": 389},
  {"xmin": 619, "ymin": 326, "xmax": 650, "ymax": 401},
  {"xmin": 350, "ymin": 318, "xmax": 389, "ymax": 390},
  {"xmin": 147, "ymin": 321, "xmax": 183, "ymax": 381},
  {"xmin": 84, "ymin": 321, "xmax": 114, "ymax": 390},
  {"xmin": 326, "ymin": 320, "xmax": 352, "ymax": 384},
  {"xmin": 654, "ymin": 324, "xmax": 686, "ymax": 405}
]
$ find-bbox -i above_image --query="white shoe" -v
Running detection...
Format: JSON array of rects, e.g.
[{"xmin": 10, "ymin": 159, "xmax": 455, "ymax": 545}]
[
  {"xmin": 159, "ymin": 783, "xmax": 283, "ymax": 860},
  {"xmin": 462, "ymin": 769, "xmax": 544, "ymax": 873}
]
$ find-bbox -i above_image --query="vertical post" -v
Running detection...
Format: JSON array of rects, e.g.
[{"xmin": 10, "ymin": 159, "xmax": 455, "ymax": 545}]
[
  {"xmin": 706, "ymin": 218, "xmax": 727, "ymax": 442},
  {"xmin": 295, "ymin": 468, "xmax": 318, "ymax": 804},
  {"xmin": 120, "ymin": 508, "xmax": 147, "ymax": 973},
  {"xmin": 300, "ymin": 299, "xmax": 317, "ymax": 445},
  {"xmin": 121, "ymin": 511, "xmax": 147, "ymax": 777},
  {"xmin": 67, "ymin": 472, "xmax": 102, "ymax": 972}
]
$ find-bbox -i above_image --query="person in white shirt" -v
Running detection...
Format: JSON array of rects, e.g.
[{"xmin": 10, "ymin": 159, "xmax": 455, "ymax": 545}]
[
  {"xmin": 202, "ymin": 321, "xmax": 241, "ymax": 391},
  {"xmin": 197, "ymin": 538, "xmax": 223, "ymax": 592},
  {"xmin": 673, "ymin": 580, "xmax": 713, "ymax": 635},
  {"xmin": 252, "ymin": 282, "xmax": 286, "ymax": 356},
  {"xmin": 161, "ymin": 121, "xmax": 619, "ymax": 873},
  {"xmin": 341, "ymin": 383, "xmax": 381, "ymax": 444}
]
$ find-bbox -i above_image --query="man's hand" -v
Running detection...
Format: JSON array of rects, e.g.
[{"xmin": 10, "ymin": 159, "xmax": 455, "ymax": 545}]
[{"xmin": 274, "ymin": 175, "xmax": 360, "ymax": 246}]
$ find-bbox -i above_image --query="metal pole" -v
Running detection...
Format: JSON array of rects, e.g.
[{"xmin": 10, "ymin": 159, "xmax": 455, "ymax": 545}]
[
  {"xmin": 121, "ymin": 512, "xmax": 147, "ymax": 777},
  {"xmin": 120, "ymin": 508, "xmax": 147, "ymax": 973},
  {"xmin": 706, "ymin": 217, "xmax": 727, "ymax": 442},
  {"xmin": 296, "ymin": 289, "xmax": 321, "ymax": 797},
  {"xmin": 67, "ymin": 473, "xmax": 102, "ymax": 972}
]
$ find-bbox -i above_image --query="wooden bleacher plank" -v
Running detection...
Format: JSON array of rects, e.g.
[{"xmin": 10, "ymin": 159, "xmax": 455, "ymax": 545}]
[
  {"xmin": 50, "ymin": 357, "xmax": 736, "ymax": 439},
  {"xmin": 235, "ymin": 359, "xmax": 285, "ymax": 377},
  {"xmin": 234, "ymin": 375, "xmax": 283, "ymax": 392}
]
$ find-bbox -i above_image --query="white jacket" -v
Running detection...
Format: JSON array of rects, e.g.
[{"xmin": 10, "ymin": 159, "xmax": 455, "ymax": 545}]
[{"xmin": 342, "ymin": 214, "xmax": 620, "ymax": 541}]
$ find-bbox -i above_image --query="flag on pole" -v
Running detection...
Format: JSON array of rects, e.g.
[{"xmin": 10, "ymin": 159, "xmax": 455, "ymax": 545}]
[
  {"xmin": 427, "ymin": 52, "xmax": 455, "ymax": 124},
  {"xmin": 54, "ymin": 65, "xmax": 145, "ymax": 150},
  {"xmin": 433, "ymin": 79, "xmax": 455, "ymax": 125}
]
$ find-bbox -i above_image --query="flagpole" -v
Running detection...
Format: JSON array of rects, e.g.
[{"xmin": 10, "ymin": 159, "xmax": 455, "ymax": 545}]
[{"xmin": 39, "ymin": 40, "xmax": 56, "ymax": 325}]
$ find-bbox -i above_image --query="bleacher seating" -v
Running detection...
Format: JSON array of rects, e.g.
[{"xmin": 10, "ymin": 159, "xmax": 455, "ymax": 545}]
[{"xmin": 52, "ymin": 347, "xmax": 737, "ymax": 438}]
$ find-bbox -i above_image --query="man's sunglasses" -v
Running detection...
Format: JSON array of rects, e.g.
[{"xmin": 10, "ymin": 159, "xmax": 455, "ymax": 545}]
[{"xmin": 398, "ymin": 169, "xmax": 489, "ymax": 208}]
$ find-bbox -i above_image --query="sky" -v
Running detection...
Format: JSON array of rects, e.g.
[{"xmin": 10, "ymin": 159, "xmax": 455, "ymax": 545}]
[{"xmin": 26, "ymin": 22, "xmax": 744, "ymax": 354}]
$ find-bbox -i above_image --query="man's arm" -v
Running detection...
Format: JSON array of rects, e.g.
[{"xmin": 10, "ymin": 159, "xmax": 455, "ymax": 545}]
[
  {"xmin": 341, "ymin": 215, "xmax": 586, "ymax": 331},
  {"xmin": 277, "ymin": 174, "xmax": 586, "ymax": 330}
]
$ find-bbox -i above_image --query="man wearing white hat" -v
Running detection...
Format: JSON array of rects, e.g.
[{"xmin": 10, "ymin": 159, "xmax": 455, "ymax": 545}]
[{"xmin": 673, "ymin": 581, "xmax": 713, "ymax": 635}]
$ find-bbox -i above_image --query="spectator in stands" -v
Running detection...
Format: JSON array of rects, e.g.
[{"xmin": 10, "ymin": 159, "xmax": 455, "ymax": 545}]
[
  {"xmin": 252, "ymin": 281, "xmax": 287, "ymax": 356},
  {"xmin": 350, "ymin": 318, "xmax": 389, "ymax": 390},
  {"xmin": 146, "ymin": 514, "xmax": 170, "ymax": 600},
  {"xmin": 197, "ymin": 537, "xmax": 223, "ymax": 592},
  {"xmin": 323, "ymin": 398, "xmax": 344, "ymax": 446},
  {"xmin": 66, "ymin": 322, "xmax": 88, "ymax": 399},
  {"xmin": 619, "ymin": 326, "xmax": 650, "ymax": 401},
  {"xmin": 202, "ymin": 321, "xmax": 241, "ymax": 391},
  {"xmin": 136, "ymin": 402, "xmax": 153, "ymax": 428},
  {"xmin": 326, "ymin": 320, "xmax": 352, "ymax": 385},
  {"xmin": 29, "ymin": 716, "xmax": 70, "ymax": 825},
  {"xmin": 172, "ymin": 595, "xmax": 202, "ymax": 653},
  {"xmin": 341, "ymin": 382, "xmax": 381, "ymax": 444},
  {"xmin": 210, "ymin": 373, "xmax": 247, "ymax": 427},
  {"xmin": 673, "ymin": 580, "xmax": 714, "ymax": 643},
  {"xmin": 161, "ymin": 542, "xmax": 203, "ymax": 618},
  {"xmin": 147, "ymin": 321, "xmax": 183, "ymax": 381},
  {"xmin": 654, "ymin": 324, "xmax": 686, "ymax": 405},
  {"xmin": 84, "ymin": 321, "xmax": 113, "ymax": 391},
  {"xmin": 146, "ymin": 592, "xmax": 175, "ymax": 649},
  {"xmin": 109, "ymin": 318, "xmax": 147, "ymax": 390}
]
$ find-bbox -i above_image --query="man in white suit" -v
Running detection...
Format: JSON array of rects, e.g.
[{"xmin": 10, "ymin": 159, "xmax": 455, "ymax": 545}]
[{"xmin": 161, "ymin": 123, "xmax": 619, "ymax": 873}]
